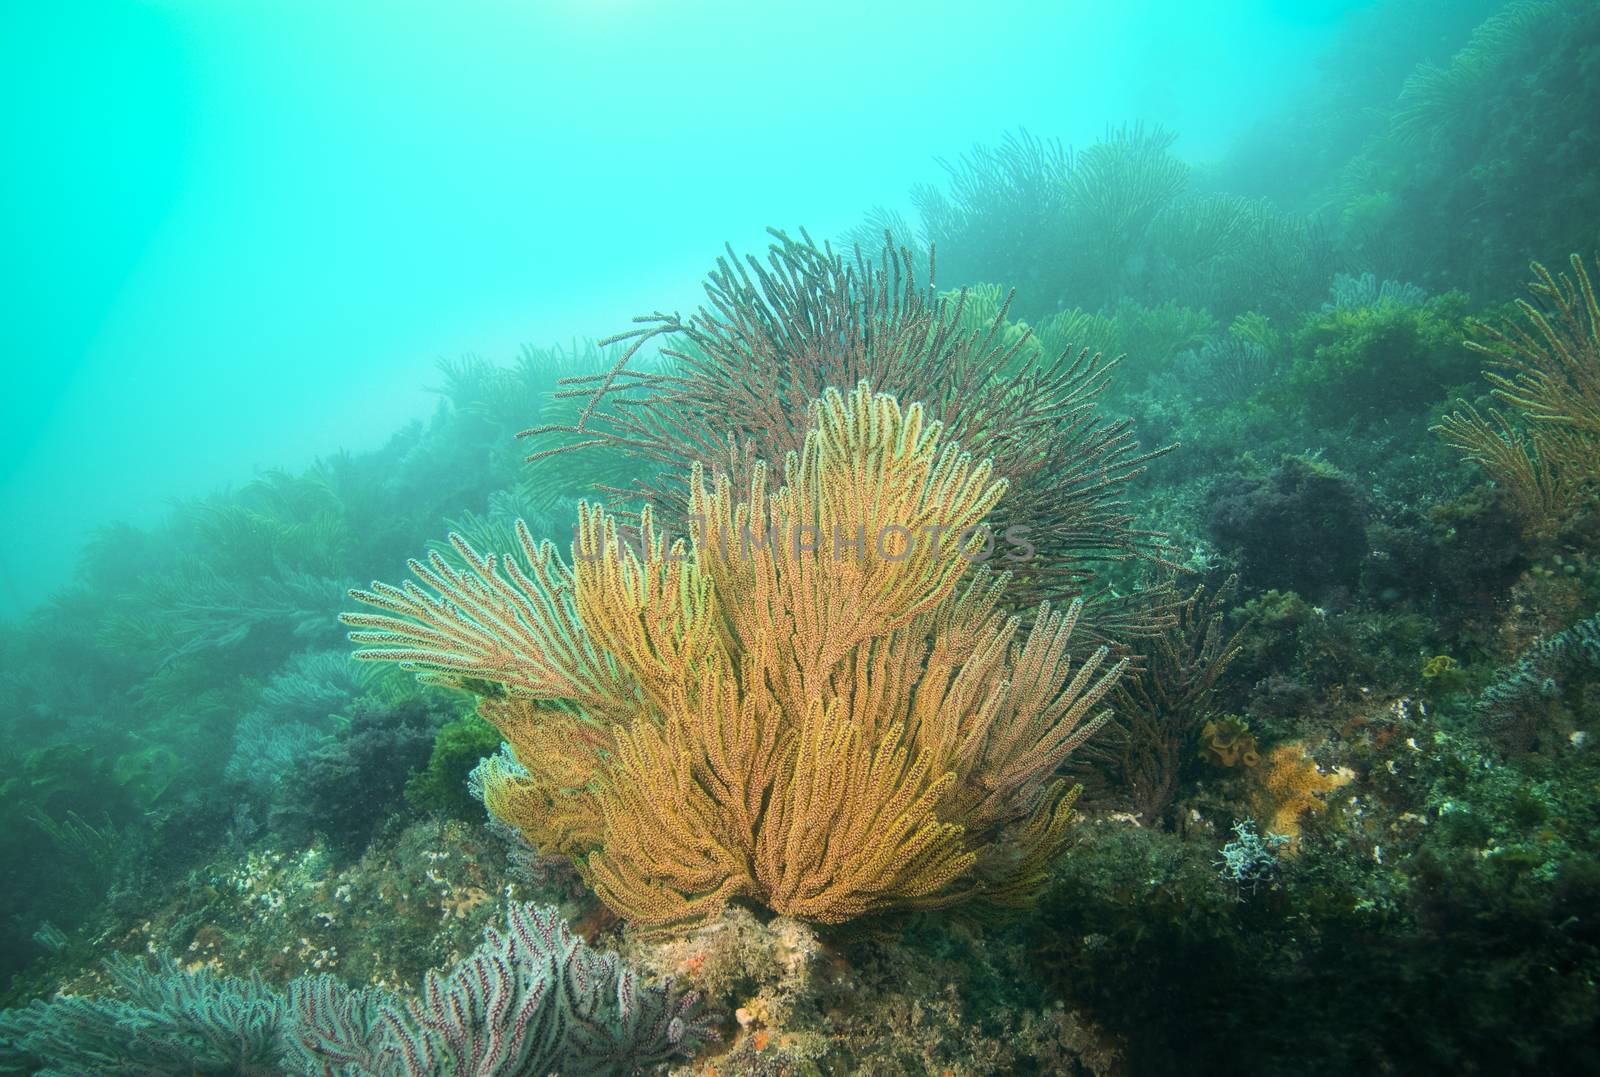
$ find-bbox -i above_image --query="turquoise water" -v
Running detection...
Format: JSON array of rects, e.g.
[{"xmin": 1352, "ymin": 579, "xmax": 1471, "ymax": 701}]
[{"xmin": 4, "ymin": 0, "xmax": 1365, "ymax": 618}]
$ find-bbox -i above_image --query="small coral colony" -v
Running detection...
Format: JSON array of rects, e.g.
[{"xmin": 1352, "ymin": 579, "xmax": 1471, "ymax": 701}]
[{"xmin": 4, "ymin": 2, "xmax": 1600, "ymax": 1073}]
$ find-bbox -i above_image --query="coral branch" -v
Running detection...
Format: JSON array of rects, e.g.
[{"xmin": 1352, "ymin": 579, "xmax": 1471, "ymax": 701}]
[{"xmin": 347, "ymin": 384, "xmax": 1120, "ymax": 925}]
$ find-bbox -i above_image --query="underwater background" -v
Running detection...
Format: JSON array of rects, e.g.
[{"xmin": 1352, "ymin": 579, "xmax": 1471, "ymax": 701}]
[{"xmin": 2, "ymin": 0, "xmax": 1599, "ymax": 1073}]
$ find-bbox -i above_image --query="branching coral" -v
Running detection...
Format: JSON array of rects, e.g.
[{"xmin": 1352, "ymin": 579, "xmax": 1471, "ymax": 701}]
[
  {"xmin": 1065, "ymin": 123, "xmax": 1190, "ymax": 260},
  {"xmin": 432, "ymin": 340, "xmax": 646, "ymax": 513},
  {"xmin": 0, "ymin": 953, "xmax": 286, "ymax": 1075},
  {"xmin": 1475, "ymin": 609, "xmax": 1600, "ymax": 744},
  {"xmin": 0, "ymin": 903, "xmax": 707, "ymax": 1076},
  {"xmin": 345, "ymin": 384, "xmax": 1124, "ymax": 925},
  {"xmin": 904, "ymin": 125, "xmax": 1330, "ymax": 321},
  {"xmin": 911, "ymin": 129, "xmax": 1077, "ymax": 306},
  {"xmin": 1324, "ymin": 271, "xmax": 1429, "ymax": 311},
  {"xmin": 524, "ymin": 228, "xmax": 1174, "ymax": 625},
  {"xmin": 1435, "ymin": 253, "xmax": 1600, "ymax": 536},
  {"xmin": 290, "ymin": 902, "xmax": 708, "ymax": 1074},
  {"xmin": 1067, "ymin": 577, "xmax": 1246, "ymax": 824},
  {"xmin": 915, "ymin": 124, "xmax": 1189, "ymax": 314},
  {"xmin": 1388, "ymin": 0, "xmax": 1558, "ymax": 146},
  {"xmin": 1467, "ymin": 253, "xmax": 1600, "ymax": 451},
  {"xmin": 1174, "ymin": 336, "xmax": 1275, "ymax": 405},
  {"xmin": 1336, "ymin": 0, "xmax": 1600, "ymax": 298}
]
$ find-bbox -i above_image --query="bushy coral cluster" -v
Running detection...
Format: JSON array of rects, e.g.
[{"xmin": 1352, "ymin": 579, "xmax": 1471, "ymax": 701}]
[
  {"xmin": 0, "ymin": 903, "xmax": 707, "ymax": 1076},
  {"xmin": 347, "ymin": 384, "xmax": 1123, "ymax": 925}
]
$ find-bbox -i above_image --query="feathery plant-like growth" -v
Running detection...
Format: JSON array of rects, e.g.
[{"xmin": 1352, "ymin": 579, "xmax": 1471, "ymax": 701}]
[
  {"xmin": 1388, "ymin": 0, "xmax": 1559, "ymax": 146},
  {"xmin": 1333, "ymin": 0, "xmax": 1599, "ymax": 293},
  {"xmin": 0, "ymin": 953, "xmax": 285, "ymax": 1076},
  {"xmin": 905, "ymin": 124, "xmax": 1332, "ymax": 321},
  {"xmin": 1474, "ymin": 610, "xmax": 1600, "ymax": 740},
  {"xmin": 435, "ymin": 339, "xmax": 649, "ymax": 513},
  {"xmin": 1324, "ymin": 271, "xmax": 1429, "ymax": 311},
  {"xmin": 287, "ymin": 902, "xmax": 708, "ymax": 1075},
  {"xmin": 525, "ymin": 228, "xmax": 1174, "ymax": 625},
  {"xmin": 1069, "ymin": 577, "xmax": 1247, "ymax": 825},
  {"xmin": 0, "ymin": 903, "xmax": 707, "ymax": 1076},
  {"xmin": 345, "ymin": 384, "xmax": 1124, "ymax": 925},
  {"xmin": 1435, "ymin": 253, "xmax": 1600, "ymax": 536}
]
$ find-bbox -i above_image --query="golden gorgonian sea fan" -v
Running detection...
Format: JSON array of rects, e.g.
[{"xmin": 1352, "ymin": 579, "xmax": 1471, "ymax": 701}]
[
  {"xmin": 343, "ymin": 383, "xmax": 1123, "ymax": 925},
  {"xmin": 1434, "ymin": 253, "xmax": 1600, "ymax": 536}
]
